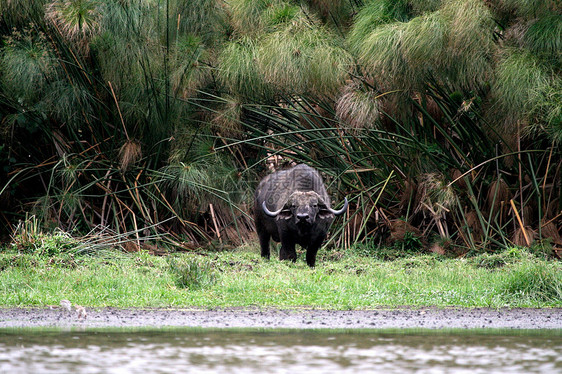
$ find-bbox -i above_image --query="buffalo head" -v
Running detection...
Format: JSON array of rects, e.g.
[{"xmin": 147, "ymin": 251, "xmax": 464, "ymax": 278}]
[{"xmin": 262, "ymin": 191, "xmax": 348, "ymax": 226}]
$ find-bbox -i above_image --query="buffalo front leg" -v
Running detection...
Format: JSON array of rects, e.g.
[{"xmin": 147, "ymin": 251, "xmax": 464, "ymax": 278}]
[
  {"xmin": 278, "ymin": 228, "xmax": 297, "ymax": 262},
  {"xmin": 305, "ymin": 246, "xmax": 319, "ymax": 267},
  {"xmin": 305, "ymin": 236, "xmax": 325, "ymax": 267}
]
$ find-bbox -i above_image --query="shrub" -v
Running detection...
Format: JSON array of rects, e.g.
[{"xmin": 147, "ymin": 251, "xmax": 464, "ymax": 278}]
[
  {"xmin": 0, "ymin": 253, "xmax": 39, "ymax": 270},
  {"xmin": 167, "ymin": 256, "xmax": 217, "ymax": 290},
  {"xmin": 501, "ymin": 260, "xmax": 562, "ymax": 303},
  {"xmin": 10, "ymin": 216, "xmax": 78, "ymax": 256},
  {"xmin": 467, "ymin": 247, "xmax": 533, "ymax": 269}
]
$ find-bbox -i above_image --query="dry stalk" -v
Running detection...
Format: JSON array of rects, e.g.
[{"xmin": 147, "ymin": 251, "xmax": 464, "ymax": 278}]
[
  {"xmin": 209, "ymin": 203, "xmax": 222, "ymax": 243},
  {"xmin": 108, "ymin": 81, "xmax": 128, "ymax": 140},
  {"xmin": 510, "ymin": 199, "xmax": 530, "ymax": 246}
]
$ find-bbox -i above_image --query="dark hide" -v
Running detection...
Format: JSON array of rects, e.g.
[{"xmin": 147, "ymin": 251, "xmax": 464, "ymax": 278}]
[{"xmin": 254, "ymin": 164, "xmax": 346, "ymax": 267}]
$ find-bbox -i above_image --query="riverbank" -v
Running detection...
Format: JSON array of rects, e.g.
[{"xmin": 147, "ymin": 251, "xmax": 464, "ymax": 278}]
[
  {"xmin": 1, "ymin": 243, "xmax": 561, "ymax": 310},
  {"xmin": 1, "ymin": 307, "xmax": 562, "ymax": 330}
]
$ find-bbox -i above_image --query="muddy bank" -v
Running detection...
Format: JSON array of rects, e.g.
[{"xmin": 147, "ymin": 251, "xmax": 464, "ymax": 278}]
[{"xmin": 1, "ymin": 307, "xmax": 561, "ymax": 330}]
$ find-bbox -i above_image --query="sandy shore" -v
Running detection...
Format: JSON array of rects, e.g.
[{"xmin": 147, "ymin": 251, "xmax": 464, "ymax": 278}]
[{"xmin": 1, "ymin": 307, "xmax": 561, "ymax": 330}]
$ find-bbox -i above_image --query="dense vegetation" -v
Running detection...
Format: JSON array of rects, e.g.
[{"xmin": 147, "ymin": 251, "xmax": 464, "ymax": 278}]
[{"xmin": 0, "ymin": 0, "xmax": 560, "ymax": 258}]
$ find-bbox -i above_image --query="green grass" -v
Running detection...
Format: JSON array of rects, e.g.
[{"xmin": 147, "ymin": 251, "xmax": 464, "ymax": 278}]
[{"xmin": 1, "ymin": 240, "xmax": 561, "ymax": 309}]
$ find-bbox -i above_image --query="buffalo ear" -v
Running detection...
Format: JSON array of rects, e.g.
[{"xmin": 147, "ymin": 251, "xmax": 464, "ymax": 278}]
[
  {"xmin": 318, "ymin": 203, "xmax": 334, "ymax": 220},
  {"xmin": 276, "ymin": 200, "xmax": 294, "ymax": 220},
  {"xmin": 277, "ymin": 209, "xmax": 293, "ymax": 220}
]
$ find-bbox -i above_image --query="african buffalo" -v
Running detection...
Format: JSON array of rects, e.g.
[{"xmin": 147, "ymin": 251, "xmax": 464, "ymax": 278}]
[{"xmin": 254, "ymin": 164, "xmax": 347, "ymax": 267}]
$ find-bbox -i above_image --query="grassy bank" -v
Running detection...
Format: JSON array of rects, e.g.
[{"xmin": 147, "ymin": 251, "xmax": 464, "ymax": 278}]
[{"xmin": 1, "ymin": 237, "xmax": 561, "ymax": 309}]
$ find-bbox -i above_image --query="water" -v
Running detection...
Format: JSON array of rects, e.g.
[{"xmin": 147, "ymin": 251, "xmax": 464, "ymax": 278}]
[{"xmin": 0, "ymin": 328, "xmax": 561, "ymax": 373}]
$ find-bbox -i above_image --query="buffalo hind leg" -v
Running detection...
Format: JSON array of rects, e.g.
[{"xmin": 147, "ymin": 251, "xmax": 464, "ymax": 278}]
[
  {"xmin": 258, "ymin": 231, "xmax": 271, "ymax": 260},
  {"xmin": 279, "ymin": 242, "xmax": 297, "ymax": 262}
]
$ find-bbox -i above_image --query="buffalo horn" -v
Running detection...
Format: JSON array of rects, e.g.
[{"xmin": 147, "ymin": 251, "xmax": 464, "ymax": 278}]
[
  {"xmin": 262, "ymin": 201, "xmax": 283, "ymax": 217},
  {"xmin": 327, "ymin": 197, "xmax": 348, "ymax": 216}
]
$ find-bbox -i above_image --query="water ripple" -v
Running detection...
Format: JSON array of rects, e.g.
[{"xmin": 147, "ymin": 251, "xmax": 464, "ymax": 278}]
[{"xmin": 0, "ymin": 329, "xmax": 560, "ymax": 373}]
